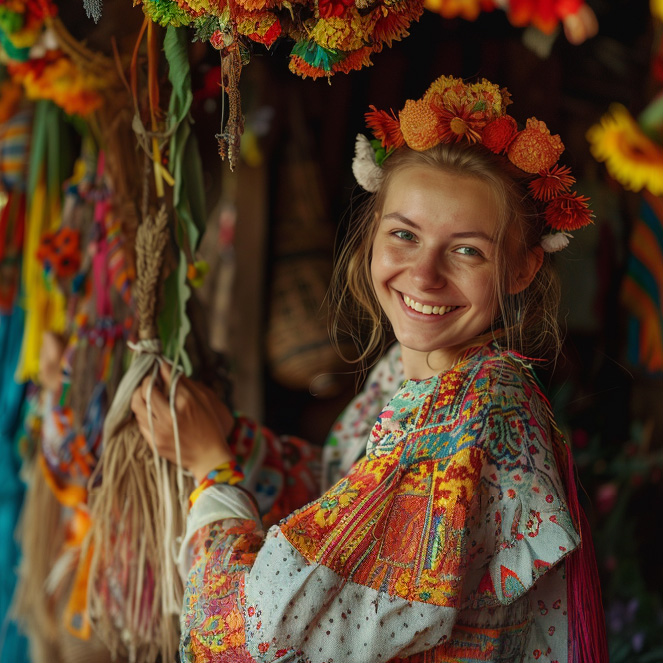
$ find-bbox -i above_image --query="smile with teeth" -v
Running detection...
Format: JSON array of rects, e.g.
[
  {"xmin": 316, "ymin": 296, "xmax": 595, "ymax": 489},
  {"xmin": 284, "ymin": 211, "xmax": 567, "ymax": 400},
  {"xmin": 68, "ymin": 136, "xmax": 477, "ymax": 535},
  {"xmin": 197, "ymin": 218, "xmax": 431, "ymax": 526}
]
[{"xmin": 403, "ymin": 295, "xmax": 458, "ymax": 316}]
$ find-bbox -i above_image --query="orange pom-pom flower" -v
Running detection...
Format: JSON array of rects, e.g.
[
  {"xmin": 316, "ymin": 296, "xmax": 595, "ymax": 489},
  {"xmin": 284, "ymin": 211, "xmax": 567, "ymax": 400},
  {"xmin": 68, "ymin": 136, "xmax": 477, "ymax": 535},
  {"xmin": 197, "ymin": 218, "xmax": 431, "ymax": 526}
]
[
  {"xmin": 507, "ymin": 118, "xmax": 564, "ymax": 173},
  {"xmin": 399, "ymin": 99, "xmax": 440, "ymax": 151}
]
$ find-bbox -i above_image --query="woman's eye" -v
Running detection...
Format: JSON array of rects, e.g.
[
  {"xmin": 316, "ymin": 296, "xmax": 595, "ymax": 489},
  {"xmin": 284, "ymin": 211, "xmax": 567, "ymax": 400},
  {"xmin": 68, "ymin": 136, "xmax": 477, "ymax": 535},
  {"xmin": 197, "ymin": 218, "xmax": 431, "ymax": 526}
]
[
  {"xmin": 454, "ymin": 246, "xmax": 480, "ymax": 256},
  {"xmin": 394, "ymin": 230, "xmax": 416, "ymax": 242}
]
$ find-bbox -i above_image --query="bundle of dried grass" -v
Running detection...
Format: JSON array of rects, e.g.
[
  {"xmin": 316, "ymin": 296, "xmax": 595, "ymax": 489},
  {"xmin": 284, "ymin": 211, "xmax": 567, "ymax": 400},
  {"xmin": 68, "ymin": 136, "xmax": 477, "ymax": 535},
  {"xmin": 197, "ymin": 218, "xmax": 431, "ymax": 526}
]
[
  {"xmin": 85, "ymin": 205, "xmax": 194, "ymax": 663},
  {"xmin": 12, "ymin": 458, "xmax": 67, "ymax": 663}
]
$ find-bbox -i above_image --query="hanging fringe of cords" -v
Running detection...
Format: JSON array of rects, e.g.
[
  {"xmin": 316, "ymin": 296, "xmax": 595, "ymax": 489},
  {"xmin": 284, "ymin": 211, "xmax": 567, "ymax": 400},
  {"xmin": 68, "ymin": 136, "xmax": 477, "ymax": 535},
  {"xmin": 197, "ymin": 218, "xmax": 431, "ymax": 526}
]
[{"xmin": 85, "ymin": 205, "xmax": 194, "ymax": 663}]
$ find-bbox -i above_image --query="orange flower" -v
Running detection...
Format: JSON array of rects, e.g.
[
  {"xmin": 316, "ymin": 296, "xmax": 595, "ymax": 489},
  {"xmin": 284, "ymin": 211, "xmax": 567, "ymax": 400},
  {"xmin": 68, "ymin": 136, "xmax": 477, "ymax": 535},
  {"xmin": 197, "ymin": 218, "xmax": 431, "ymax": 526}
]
[
  {"xmin": 0, "ymin": 80, "xmax": 23, "ymax": 124},
  {"xmin": 424, "ymin": 0, "xmax": 495, "ymax": 21},
  {"xmin": 399, "ymin": 98, "xmax": 440, "ymax": 151},
  {"xmin": 507, "ymin": 118, "xmax": 564, "ymax": 173},
  {"xmin": 435, "ymin": 99, "xmax": 483, "ymax": 144},
  {"xmin": 529, "ymin": 164, "xmax": 575, "ymax": 201},
  {"xmin": 332, "ymin": 46, "xmax": 374, "ymax": 75},
  {"xmin": 482, "ymin": 115, "xmax": 518, "ymax": 153},
  {"xmin": 507, "ymin": 0, "xmax": 582, "ymax": 34},
  {"xmin": 365, "ymin": 105, "xmax": 404, "ymax": 150},
  {"xmin": 544, "ymin": 192, "xmax": 593, "ymax": 231},
  {"xmin": 317, "ymin": 0, "xmax": 353, "ymax": 18},
  {"xmin": 235, "ymin": 0, "xmax": 278, "ymax": 9},
  {"xmin": 288, "ymin": 56, "xmax": 327, "ymax": 80},
  {"xmin": 370, "ymin": 0, "xmax": 425, "ymax": 49},
  {"xmin": 237, "ymin": 12, "xmax": 282, "ymax": 46}
]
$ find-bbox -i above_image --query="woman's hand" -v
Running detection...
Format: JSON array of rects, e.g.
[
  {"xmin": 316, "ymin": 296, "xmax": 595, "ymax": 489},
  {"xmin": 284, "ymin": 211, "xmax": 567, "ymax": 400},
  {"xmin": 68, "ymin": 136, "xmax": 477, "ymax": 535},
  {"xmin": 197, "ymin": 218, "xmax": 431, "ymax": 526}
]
[{"xmin": 130, "ymin": 362, "xmax": 235, "ymax": 483}]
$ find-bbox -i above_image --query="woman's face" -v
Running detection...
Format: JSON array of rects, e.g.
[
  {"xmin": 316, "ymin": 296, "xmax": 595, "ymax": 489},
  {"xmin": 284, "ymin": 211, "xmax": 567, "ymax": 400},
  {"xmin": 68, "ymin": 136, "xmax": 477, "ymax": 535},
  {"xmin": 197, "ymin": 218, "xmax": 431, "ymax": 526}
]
[{"xmin": 370, "ymin": 165, "xmax": 501, "ymax": 378}]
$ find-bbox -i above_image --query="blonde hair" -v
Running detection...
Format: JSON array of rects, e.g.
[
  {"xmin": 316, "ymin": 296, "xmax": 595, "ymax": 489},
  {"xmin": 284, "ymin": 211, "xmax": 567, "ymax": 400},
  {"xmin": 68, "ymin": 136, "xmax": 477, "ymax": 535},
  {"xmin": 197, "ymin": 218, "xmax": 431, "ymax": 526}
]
[{"xmin": 329, "ymin": 142, "xmax": 562, "ymax": 368}]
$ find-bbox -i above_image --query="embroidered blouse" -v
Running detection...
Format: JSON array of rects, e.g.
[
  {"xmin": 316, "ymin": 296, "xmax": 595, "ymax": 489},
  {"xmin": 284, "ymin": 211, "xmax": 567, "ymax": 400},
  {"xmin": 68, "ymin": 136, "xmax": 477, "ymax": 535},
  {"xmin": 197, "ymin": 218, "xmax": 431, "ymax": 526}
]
[{"xmin": 180, "ymin": 344, "xmax": 580, "ymax": 663}]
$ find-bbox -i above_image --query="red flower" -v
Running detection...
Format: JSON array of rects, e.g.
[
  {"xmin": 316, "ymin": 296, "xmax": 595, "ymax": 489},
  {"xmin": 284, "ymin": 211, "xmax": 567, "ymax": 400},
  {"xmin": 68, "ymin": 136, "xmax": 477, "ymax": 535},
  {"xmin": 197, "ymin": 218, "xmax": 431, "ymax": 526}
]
[
  {"xmin": 246, "ymin": 17, "xmax": 282, "ymax": 46},
  {"xmin": 482, "ymin": 115, "xmax": 518, "ymax": 154},
  {"xmin": 529, "ymin": 164, "xmax": 575, "ymax": 201},
  {"xmin": 318, "ymin": 0, "xmax": 353, "ymax": 18},
  {"xmin": 36, "ymin": 232, "xmax": 56, "ymax": 262},
  {"xmin": 209, "ymin": 30, "xmax": 225, "ymax": 50},
  {"xmin": 365, "ymin": 105, "xmax": 405, "ymax": 150},
  {"xmin": 544, "ymin": 192, "xmax": 593, "ymax": 231}
]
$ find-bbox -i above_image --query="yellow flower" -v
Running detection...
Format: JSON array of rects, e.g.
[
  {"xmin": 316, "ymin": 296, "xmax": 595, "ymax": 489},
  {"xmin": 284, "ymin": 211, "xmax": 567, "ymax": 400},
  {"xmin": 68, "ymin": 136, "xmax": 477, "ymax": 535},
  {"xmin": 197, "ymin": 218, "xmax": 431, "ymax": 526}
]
[
  {"xmin": 587, "ymin": 104, "xmax": 663, "ymax": 196},
  {"xmin": 313, "ymin": 482, "xmax": 359, "ymax": 527},
  {"xmin": 652, "ymin": 0, "xmax": 663, "ymax": 21},
  {"xmin": 310, "ymin": 11, "xmax": 368, "ymax": 51}
]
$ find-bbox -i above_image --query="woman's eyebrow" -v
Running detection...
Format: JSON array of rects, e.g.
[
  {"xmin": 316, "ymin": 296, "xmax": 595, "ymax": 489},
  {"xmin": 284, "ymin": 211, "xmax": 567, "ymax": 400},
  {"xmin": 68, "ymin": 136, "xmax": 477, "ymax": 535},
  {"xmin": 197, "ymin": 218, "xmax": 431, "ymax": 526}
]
[
  {"xmin": 450, "ymin": 231, "xmax": 495, "ymax": 242},
  {"xmin": 382, "ymin": 214, "xmax": 495, "ymax": 243},
  {"xmin": 382, "ymin": 212, "xmax": 420, "ymax": 229}
]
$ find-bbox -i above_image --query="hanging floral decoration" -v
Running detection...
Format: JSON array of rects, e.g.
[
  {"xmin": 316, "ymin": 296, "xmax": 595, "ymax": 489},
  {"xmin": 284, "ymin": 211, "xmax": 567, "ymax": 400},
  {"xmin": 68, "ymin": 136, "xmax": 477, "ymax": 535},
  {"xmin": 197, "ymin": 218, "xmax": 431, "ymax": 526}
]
[
  {"xmin": 423, "ymin": 0, "xmax": 495, "ymax": 22},
  {"xmin": 505, "ymin": 0, "xmax": 586, "ymax": 34},
  {"xmin": 422, "ymin": 0, "xmax": 598, "ymax": 46},
  {"xmin": 354, "ymin": 74, "xmax": 593, "ymax": 250},
  {"xmin": 1, "ymin": 0, "xmax": 110, "ymax": 116},
  {"xmin": 0, "ymin": 0, "xmax": 56, "ymax": 60},
  {"xmin": 8, "ymin": 51, "xmax": 107, "ymax": 116},
  {"xmin": 587, "ymin": 103, "xmax": 663, "ymax": 197},
  {"xmin": 137, "ymin": 0, "xmax": 425, "ymax": 79},
  {"xmin": 36, "ymin": 226, "xmax": 82, "ymax": 279}
]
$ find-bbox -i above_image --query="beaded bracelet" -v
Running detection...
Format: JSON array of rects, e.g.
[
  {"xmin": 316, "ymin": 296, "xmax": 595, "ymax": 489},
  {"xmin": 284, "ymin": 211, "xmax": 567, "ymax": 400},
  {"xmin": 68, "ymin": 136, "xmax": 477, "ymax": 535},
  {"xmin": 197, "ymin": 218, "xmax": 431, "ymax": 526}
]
[{"xmin": 189, "ymin": 461, "xmax": 244, "ymax": 509}]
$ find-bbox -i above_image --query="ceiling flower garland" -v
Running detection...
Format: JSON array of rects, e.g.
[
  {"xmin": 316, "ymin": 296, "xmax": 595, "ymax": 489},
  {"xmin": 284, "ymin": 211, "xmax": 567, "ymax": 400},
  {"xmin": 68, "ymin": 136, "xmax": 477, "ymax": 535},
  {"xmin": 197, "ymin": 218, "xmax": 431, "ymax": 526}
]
[
  {"xmin": 423, "ymin": 0, "xmax": 598, "ymax": 46},
  {"xmin": 127, "ymin": 0, "xmax": 425, "ymax": 167},
  {"xmin": 135, "ymin": 0, "xmax": 425, "ymax": 79}
]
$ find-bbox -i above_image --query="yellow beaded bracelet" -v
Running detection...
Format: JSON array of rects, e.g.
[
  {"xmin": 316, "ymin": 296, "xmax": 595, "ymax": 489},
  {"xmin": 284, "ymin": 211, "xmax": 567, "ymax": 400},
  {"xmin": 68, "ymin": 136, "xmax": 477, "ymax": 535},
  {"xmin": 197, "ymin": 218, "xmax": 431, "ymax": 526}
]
[{"xmin": 188, "ymin": 461, "xmax": 244, "ymax": 508}]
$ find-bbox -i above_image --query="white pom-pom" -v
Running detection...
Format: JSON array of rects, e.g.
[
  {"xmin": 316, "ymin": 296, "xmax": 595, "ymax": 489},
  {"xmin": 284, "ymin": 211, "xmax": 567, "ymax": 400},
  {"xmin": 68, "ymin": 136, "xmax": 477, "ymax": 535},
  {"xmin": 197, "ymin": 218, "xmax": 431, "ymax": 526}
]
[
  {"xmin": 540, "ymin": 232, "xmax": 571, "ymax": 253},
  {"xmin": 352, "ymin": 134, "xmax": 383, "ymax": 192}
]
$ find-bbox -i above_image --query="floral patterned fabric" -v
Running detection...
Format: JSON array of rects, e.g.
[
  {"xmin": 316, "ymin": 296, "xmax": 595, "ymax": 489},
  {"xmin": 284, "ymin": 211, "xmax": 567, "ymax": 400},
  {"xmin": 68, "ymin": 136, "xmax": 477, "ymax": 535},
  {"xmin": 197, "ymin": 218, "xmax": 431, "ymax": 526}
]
[
  {"xmin": 181, "ymin": 344, "xmax": 580, "ymax": 663},
  {"xmin": 322, "ymin": 342, "xmax": 403, "ymax": 491}
]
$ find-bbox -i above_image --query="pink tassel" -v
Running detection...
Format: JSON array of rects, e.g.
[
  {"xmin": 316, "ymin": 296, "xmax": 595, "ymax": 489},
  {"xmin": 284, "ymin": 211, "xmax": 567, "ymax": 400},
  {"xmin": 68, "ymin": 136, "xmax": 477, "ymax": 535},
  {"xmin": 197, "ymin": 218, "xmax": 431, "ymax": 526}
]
[
  {"xmin": 518, "ymin": 357, "xmax": 609, "ymax": 663},
  {"xmin": 556, "ymin": 440, "xmax": 609, "ymax": 663}
]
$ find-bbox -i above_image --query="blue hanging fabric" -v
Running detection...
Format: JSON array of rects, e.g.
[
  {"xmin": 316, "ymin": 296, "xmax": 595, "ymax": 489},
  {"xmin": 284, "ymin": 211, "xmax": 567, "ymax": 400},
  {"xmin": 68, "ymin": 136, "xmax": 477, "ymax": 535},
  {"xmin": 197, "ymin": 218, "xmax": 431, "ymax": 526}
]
[{"xmin": 0, "ymin": 298, "xmax": 29, "ymax": 663}]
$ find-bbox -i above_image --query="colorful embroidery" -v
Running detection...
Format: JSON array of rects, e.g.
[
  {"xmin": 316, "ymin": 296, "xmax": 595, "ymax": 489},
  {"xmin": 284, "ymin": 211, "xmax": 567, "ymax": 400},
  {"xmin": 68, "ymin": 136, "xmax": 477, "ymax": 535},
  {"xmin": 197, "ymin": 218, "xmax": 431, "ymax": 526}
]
[{"xmin": 181, "ymin": 344, "xmax": 580, "ymax": 663}]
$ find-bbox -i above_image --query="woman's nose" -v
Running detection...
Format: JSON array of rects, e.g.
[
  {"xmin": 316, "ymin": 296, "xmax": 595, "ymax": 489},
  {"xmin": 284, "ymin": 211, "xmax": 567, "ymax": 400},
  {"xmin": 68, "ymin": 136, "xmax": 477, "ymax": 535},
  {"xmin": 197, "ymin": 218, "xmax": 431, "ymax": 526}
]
[{"xmin": 410, "ymin": 252, "xmax": 446, "ymax": 289}]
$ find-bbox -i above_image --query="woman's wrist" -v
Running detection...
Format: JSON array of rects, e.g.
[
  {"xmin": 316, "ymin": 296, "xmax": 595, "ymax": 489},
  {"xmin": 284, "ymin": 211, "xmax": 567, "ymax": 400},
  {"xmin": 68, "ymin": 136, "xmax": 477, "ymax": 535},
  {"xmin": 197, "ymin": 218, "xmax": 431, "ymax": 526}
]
[{"xmin": 189, "ymin": 460, "xmax": 245, "ymax": 508}]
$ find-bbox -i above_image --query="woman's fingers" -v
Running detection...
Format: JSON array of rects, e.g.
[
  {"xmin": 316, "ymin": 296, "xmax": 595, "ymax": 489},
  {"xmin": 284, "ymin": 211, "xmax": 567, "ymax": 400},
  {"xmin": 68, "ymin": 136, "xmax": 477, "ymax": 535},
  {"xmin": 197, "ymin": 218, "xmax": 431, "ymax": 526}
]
[{"xmin": 139, "ymin": 373, "xmax": 171, "ymax": 419}]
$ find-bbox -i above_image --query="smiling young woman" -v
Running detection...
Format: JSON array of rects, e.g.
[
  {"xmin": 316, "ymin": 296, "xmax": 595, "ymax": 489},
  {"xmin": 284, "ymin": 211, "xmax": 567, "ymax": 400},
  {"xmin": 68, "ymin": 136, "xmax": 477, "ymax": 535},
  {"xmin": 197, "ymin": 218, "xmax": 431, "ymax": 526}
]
[
  {"xmin": 333, "ymin": 141, "xmax": 553, "ymax": 376},
  {"xmin": 131, "ymin": 75, "xmax": 606, "ymax": 663},
  {"xmin": 370, "ymin": 166, "xmax": 500, "ymax": 378}
]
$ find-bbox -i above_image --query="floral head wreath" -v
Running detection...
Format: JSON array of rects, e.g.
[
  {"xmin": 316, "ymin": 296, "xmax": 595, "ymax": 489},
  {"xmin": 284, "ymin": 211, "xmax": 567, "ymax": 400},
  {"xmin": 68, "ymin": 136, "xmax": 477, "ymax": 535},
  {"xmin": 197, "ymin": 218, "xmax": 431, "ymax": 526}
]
[{"xmin": 352, "ymin": 75, "xmax": 593, "ymax": 253}]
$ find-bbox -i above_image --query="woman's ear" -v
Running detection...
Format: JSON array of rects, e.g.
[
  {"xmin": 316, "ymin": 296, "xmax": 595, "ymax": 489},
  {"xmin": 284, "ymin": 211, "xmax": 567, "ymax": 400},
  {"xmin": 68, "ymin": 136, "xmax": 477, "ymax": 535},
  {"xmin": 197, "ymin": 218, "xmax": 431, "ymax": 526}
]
[{"xmin": 509, "ymin": 245, "xmax": 544, "ymax": 294}]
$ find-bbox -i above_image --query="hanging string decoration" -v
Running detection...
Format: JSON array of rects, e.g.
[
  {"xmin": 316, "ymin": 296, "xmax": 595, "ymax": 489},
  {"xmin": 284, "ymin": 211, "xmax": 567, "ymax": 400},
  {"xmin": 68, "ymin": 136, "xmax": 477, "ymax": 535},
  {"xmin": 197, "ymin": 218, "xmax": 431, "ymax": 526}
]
[
  {"xmin": 12, "ymin": 144, "xmax": 137, "ymax": 658},
  {"xmin": 85, "ymin": 205, "xmax": 194, "ymax": 663}
]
